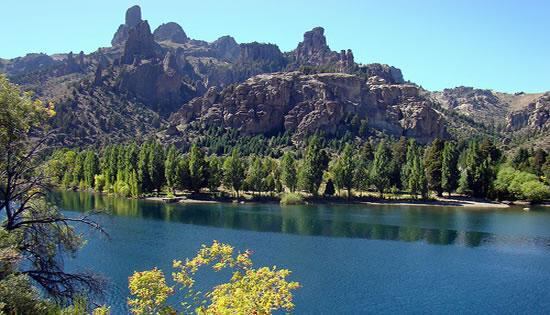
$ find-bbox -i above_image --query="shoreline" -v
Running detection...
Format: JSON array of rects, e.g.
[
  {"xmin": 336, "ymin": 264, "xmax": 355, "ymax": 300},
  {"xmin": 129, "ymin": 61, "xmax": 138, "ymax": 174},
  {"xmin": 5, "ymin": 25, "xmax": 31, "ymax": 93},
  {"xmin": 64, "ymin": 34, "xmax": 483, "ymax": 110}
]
[{"xmin": 143, "ymin": 195, "xmax": 512, "ymax": 209}]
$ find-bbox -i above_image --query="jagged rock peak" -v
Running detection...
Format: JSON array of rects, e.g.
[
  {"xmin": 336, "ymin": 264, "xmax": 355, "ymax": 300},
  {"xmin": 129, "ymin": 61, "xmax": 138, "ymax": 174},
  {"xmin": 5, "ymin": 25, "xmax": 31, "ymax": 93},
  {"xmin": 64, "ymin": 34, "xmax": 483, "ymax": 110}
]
[
  {"xmin": 153, "ymin": 22, "xmax": 188, "ymax": 44},
  {"xmin": 125, "ymin": 5, "xmax": 142, "ymax": 28},
  {"xmin": 297, "ymin": 27, "xmax": 330, "ymax": 56},
  {"xmin": 112, "ymin": 5, "xmax": 144, "ymax": 46}
]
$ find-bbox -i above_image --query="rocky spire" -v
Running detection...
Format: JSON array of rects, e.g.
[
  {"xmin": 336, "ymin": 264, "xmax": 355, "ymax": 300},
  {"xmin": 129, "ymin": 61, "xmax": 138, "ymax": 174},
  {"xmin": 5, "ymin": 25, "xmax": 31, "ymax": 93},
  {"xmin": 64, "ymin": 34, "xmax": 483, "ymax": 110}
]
[
  {"xmin": 112, "ymin": 5, "xmax": 144, "ymax": 46},
  {"xmin": 153, "ymin": 22, "xmax": 188, "ymax": 44},
  {"xmin": 121, "ymin": 20, "xmax": 159, "ymax": 64},
  {"xmin": 291, "ymin": 27, "xmax": 356, "ymax": 73},
  {"xmin": 294, "ymin": 27, "xmax": 331, "ymax": 60},
  {"xmin": 125, "ymin": 5, "xmax": 142, "ymax": 28}
]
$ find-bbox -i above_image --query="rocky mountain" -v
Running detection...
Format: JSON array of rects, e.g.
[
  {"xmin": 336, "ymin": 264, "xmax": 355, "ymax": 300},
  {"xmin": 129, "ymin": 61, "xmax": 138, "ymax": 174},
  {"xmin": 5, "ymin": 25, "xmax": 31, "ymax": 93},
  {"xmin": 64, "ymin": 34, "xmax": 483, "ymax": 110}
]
[{"xmin": 1, "ymin": 5, "xmax": 548, "ymax": 150}]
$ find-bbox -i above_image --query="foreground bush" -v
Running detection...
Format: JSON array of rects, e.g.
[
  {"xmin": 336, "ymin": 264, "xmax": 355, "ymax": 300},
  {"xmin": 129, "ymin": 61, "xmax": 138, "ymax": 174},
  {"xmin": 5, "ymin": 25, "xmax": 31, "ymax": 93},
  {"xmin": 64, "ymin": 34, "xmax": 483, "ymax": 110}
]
[
  {"xmin": 128, "ymin": 241, "xmax": 300, "ymax": 314},
  {"xmin": 280, "ymin": 192, "xmax": 305, "ymax": 205}
]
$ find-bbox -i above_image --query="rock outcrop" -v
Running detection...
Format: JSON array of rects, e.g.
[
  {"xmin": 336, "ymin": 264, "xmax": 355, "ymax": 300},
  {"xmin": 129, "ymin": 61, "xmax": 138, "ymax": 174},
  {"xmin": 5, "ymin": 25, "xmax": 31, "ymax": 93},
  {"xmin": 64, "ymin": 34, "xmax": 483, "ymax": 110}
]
[
  {"xmin": 210, "ymin": 36, "xmax": 241, "ymax": 62},
  {"xmin": 506, "ymin": 93, "xmax": 550, "ymax": 131},
  {"xmin": 121, "ymin": 21, "xmax": 162, "ymax": 64},
  {"xmin": 171, "ymin": 71, "xmax": 447, "ymax": 143},
  {"xmin": 153, "ymin": 22, "xmax": 188, "ymax": 44},
  {"xmin": 112, "ymin": 5, "xmax": 143, "ymax": 46},
  {"xmin": 361, "ymin": 63, "xmax": 404, "ymax": 85},
  {"xmin": 288, "ymin": 27, "xmax": 356, "ymax": 72}
]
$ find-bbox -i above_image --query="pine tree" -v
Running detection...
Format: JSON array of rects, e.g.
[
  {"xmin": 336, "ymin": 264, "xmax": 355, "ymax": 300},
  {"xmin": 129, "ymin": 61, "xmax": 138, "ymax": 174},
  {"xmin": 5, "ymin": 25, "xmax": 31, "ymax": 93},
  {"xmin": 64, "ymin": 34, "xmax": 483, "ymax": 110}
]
[
  {"xmin": 138, "ymin": 143, "xmax": 152, "ymax": 193},
  {"xmin": 280, "ymin": 152, "xmax": 297, "ymax": 192},
  {"xmin": 402, "ymin": 139, "xmax": 417, "ymax": 190},
  {"xmin": 246, "ymin": 156, "xmax": 265, "ymax": 195},
  {"xmin": 441, "ymin": 141, "xmax": 459, "ymax": 196},
  {"xmin": 207, "ymin": 156, "xmax": 222, "ymax": 192},
  {"xmin": 389, "ymin": 137, "xmax": 408, "ymax": 189},
  {"xmin": 298, "ymin": 136, "xmax": 328, "ymax": 195},
  {"xmin": 188, "ymin": 144, "xmax": 208, "ymax": 192},
  {"xmin": 223, "ymin": 149, "xmax": 245, "ymax": 198},
  {"xmin": 164, "ymin": 145, "xmax": 178, "ymax": 193},
  {"xmin": 424, "ymin": 138, "xmax": 444, "ymax": 196},
  {"xmin": 176, "ymin": 155, "xmax": 191, "ymax": 191},
  {"xmin": 332, "ymin": 144, "xmax": 354, "ymax": 199},
  {"xmin": 370, "ymin": 141, "xmax": 392, "ymax": 198},
  {"xmin": 353, "ymin": 142, "xmax": 374, "ymax": 194},
  {"xmin": 83, "ymin": 150, "xmax": 99, "ymax": 188},
  {"xmin": 129, "ymin": 169, "xmax": 140, "ymax": 198},
  {"xmin": 148, "ymin": 142, "xmax": 165, "ymax": 195},
  {"xmin": 324, "ymin": 178, "xmax": 336, "ymax": 196}
]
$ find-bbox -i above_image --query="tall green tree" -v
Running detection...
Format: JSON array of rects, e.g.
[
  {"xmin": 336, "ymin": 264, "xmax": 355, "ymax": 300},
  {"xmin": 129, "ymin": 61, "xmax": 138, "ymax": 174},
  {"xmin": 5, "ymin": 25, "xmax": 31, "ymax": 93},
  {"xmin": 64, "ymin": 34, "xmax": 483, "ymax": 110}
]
[
  {"xmin": 223, "ymin": 149, "xmax": 245, "ymax": 197},
  {"xmin": 441, "ymin": 141, "xmax": 459, "ymax": 196},
  {"xmin": 298, "ymin": 136, "xmax": 328, "ymax": 195},
  {"xmin": 83, "ymin": 150, "xmax": 99, "ymax": 188},
  {"xmin": 280, "ymin": 152, "xmax": 297, "ymax": 192},
  {"xmin": 207, "ymin": 156, "xmax": 222, "ymax": 192},
  {"xmin": 332, "ymin": 144, "xmax": 355, "ymax": 199},
  {"xmin": 458, "ymin": 141, "xmax": 495, "ymax": 198},
  {"xmin": 164, "ymin": 145, "xmax": 178, "ymax": 193},
  {"xmin": 138, "ymin": 143, "xmax": 152, "ymax": 193},
  {"xmin": 353, "ymin": 142, "xmax": 374, "ymax": 194},
  {"xmin": 370, "ymin": 141, "xmax": 392, "ymax": 197},
  {"xmin": 148, "ymin": 142, "xmax": 165, "ymax": 195},
  {"xmin": 424, "ymin": 138, "xmax": 444, "ymax": 196},
  {"xmin": 246, "ymin": 156, "xmax": 265, "ymax": 195},
  {"xmin": 188, "ymin": 144, "xmax": 208, "ymax": 192}
]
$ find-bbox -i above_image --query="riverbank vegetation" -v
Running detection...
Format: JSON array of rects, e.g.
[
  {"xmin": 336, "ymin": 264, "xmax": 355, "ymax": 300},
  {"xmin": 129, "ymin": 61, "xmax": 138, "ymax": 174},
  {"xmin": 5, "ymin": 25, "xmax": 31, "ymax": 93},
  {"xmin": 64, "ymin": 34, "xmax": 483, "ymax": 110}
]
[{"xmin": 45, "ymin": 135, "xmax": 550, "ymax": 204}]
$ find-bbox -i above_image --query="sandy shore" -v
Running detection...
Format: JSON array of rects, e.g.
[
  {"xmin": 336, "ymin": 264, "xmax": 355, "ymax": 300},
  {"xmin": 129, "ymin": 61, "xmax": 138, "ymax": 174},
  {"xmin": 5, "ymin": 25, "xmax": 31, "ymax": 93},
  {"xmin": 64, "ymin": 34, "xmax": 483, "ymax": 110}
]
[
  {"xmin": 144, "ymin": 195, "xmax": 514, "ymax": 209},
  {"xmin": 361, "ymin": 197, "xmax": 510, "ymax": 208}
]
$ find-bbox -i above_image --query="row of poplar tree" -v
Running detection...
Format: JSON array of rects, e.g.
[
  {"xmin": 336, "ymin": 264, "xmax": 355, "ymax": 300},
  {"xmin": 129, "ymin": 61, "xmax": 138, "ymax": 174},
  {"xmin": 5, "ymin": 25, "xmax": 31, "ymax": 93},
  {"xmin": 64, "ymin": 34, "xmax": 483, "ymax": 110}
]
[{"xmin": 46, "ymin": 136, "xmax": 503, "ymax": 199}]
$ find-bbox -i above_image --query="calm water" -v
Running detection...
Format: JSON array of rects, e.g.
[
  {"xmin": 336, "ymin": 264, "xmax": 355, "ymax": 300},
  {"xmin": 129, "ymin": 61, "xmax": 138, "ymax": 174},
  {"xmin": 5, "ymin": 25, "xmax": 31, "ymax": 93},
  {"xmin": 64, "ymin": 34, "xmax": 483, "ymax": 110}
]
[{"xmin": 51, "ymin": 191, "xmax": 550, "ymax": 314}]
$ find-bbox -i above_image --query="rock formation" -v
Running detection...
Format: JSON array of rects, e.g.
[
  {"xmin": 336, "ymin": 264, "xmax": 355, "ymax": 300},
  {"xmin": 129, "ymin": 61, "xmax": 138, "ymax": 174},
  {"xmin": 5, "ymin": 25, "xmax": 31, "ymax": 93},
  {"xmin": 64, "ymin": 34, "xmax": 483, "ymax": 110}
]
[
  {"xmin": 288, "ymin": 27, "xmax": 356, "ymax": 72},
  {"xmin": 112, "ymin": 5, "xmax": 143, "ymax": 46},
  {"xmin": 121, "ymin": 20, "xmax": 161, "ymax": 64},
  {"xmin": 171, "ymin": 71, "xmax": 447, "ymax": 143},
  {"xmin": 211, "ymin": 36, "xmax": 241, "ymax": 62},
  {"xmin": 506, "ymin": 93, "xmax": 550, "ymax": 131},
  {"xmin": 153, "ymin": 22, "xmax": 188, "ymax": 44}
]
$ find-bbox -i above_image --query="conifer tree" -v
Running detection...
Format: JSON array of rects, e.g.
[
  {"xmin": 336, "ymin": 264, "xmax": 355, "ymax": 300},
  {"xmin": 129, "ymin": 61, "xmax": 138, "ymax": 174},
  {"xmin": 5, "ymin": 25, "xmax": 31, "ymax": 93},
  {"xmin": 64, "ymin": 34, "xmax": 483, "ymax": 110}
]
[
  {"xmin": 280, "ymin": 152, "xmax": 297, "ymax": 192},
  {"xmin": 441, "ymin": 141, "xmax": 459, "ymax": 196},
  {"xmin": 83, "ymin": 150, "xmax": 99, "ymax": 188},
  {"xmin": 370, "ymin": 141, "xmax": 392, "ymax": 198},
  {"xmin": 298, "ymin": 136, "xmax": 328, "ymax": 195},
  {"xmin": 424, "ymin": 138, "xmax": 444, "ymax": 196},
  {"xmin": 223, "ymin": 149, "xmax": 245, "ymax": 198},
  {"xmin": 164, "ymin": 145, "xmax": 178, "ymax": 193}
]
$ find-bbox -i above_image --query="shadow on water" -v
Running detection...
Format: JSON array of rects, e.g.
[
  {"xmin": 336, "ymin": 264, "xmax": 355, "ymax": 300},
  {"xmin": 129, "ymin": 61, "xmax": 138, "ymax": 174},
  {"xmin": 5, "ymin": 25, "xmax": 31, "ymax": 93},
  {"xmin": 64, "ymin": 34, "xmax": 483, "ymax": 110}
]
[{"xmin": 49, "ymin": 191, "xmax": 548, "ymax": 248}]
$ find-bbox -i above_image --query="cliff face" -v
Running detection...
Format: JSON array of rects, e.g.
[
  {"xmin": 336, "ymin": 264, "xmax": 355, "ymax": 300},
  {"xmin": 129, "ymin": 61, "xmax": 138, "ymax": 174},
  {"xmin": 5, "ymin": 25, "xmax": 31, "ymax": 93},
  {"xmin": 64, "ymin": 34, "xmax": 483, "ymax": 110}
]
[{"xmin": 170, "ymin": 72, "xmax": 447, "ymax": 143}]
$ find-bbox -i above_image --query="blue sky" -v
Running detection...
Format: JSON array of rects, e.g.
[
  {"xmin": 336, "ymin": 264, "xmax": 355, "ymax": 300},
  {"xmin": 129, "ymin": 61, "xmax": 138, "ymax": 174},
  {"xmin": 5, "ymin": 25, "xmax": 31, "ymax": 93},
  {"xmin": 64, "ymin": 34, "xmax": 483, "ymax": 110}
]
[{"xmin": 1, "ymin": 0, "xmax": 548, "ymax": 93}]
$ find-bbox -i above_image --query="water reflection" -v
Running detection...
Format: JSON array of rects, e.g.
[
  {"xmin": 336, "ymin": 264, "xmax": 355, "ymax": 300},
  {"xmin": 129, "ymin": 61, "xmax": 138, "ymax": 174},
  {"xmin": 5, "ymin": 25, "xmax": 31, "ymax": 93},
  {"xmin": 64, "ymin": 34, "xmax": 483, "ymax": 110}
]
[{"xmin": 51, "ymin": 191, "xmax": 547, "ymax": 248}]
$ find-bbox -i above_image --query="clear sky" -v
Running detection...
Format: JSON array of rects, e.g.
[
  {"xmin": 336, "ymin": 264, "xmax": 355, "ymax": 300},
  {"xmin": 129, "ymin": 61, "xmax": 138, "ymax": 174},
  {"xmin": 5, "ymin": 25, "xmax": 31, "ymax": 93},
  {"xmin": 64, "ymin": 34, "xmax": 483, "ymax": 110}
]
[{"xmin": 1, "ymin": 0, "xmax": 548, "ymax": 93}]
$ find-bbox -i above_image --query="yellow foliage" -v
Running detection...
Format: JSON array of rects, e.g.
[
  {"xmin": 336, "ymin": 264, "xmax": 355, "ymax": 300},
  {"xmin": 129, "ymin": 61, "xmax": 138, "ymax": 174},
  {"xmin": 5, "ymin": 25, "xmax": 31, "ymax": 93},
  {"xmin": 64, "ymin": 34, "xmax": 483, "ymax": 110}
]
[
  {"xmin": 129, "ymin": 241, "xmax": 300, "ymax": 314},
  {"xmin": 92, "ymin": 305, "xmax": 111, "ymax": 315},
  {"xmin": 128, "ymin": 268, "xmax": 174, "ymax": 315}
]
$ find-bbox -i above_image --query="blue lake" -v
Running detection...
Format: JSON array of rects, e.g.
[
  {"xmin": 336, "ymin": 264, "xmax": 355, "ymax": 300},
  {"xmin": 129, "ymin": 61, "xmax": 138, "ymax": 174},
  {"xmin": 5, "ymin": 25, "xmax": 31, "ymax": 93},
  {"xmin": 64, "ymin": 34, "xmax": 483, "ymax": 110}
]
[{"xmin": 52, "ymin": 191, "xmax": 550, "ymax": 314}]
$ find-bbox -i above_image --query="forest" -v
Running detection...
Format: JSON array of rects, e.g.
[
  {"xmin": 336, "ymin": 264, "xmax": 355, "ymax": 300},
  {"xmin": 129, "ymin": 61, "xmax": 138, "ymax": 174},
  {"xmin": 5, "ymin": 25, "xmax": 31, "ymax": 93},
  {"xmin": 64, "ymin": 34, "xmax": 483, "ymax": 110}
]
[{"xmin": 45, "ymin": 135, "xmax": 550, "ymax": 203}]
